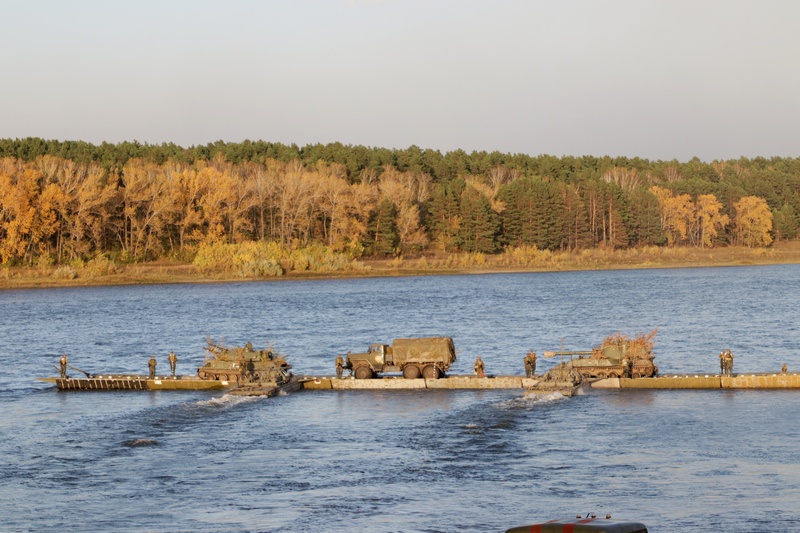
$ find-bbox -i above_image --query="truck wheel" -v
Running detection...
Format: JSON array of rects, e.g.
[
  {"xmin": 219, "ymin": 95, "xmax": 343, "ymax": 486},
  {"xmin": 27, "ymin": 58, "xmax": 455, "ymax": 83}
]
[
  {"xmin": 422, "ymin": 365, "xmax": 440, "ymax": 379},
  {"xmin": 402, "ymin": 365, "xmax": 421, "ymax": 379},
  {"xmin": 354, "ymin": 366, "xmax": 373, "ymax": 380}
]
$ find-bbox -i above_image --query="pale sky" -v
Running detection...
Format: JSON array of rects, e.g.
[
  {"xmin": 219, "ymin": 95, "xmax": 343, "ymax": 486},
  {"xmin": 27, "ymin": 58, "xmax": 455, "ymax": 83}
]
[{"xmin": 2, "ymin": 0, "xmax": 799, "ymax": 161}]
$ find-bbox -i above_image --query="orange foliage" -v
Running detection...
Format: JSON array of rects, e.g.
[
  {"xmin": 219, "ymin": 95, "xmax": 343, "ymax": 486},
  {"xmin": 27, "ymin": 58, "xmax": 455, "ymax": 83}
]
[{"xmin": 734, "ymin": 196, "xmax": 773, "ymax": 247}]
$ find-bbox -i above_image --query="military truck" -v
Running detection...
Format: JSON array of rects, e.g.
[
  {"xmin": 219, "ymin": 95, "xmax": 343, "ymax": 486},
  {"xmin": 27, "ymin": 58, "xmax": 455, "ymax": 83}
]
[
  {"xmin": 544, "ymin": 330, "xmax": 659, "ymax": 379},
  {"xmin": 197, "ymin": 339, "xmax": 293, "ymax": 384},
  {"xmin": 345, "ymin": 337, "xmax": 457, "ymax": 379}
]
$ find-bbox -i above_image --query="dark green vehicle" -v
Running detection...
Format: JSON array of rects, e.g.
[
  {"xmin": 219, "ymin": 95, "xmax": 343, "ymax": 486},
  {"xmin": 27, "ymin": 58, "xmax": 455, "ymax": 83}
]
[
  {"xmin": 345, "ymin": 337, "xmax": 457, "ymax": 380},
  {"xmin": 197, "ymin": 339, "xmax": 292, "ymax": 384},
  {"xmin": 544, "ymin": 331, "xmax": 658, "ymax": 379}
]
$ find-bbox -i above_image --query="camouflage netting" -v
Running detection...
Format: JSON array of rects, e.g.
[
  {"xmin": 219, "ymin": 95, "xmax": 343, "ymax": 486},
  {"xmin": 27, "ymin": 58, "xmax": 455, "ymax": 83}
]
[{"xmin": 595, "ymin": 329, "xmax": 657, "ymax": 360}]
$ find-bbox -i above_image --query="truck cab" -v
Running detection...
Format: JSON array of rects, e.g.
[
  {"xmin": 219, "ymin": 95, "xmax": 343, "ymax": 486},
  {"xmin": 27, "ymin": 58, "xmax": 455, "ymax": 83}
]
[
  {"xmin": 346, "ymin": 344, "xmax": 390, "ymax": 379},
  {"xmin": 367, "ymin": 344, "xmax": 390, "ymax": 365},
  {"xmin": 370, "ymin": 343, "xmax": 388, "ymax": 360}
]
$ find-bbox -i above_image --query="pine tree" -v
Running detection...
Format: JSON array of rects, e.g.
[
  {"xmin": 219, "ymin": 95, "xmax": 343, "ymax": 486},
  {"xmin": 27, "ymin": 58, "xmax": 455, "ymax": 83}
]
[
  {"xmin": 498, "ymin": 177, "xmax": 565, "ymax": 251},
  {"xmin": 458, "ymin": 186, "xmax": 499, "ymax": 253},
  {"xmin": 424, "ymin": 181, "xmax": 463, "ymax": 251},
  {"xmin": 626, "ymin": 187, "xmax": 664, "ymax": 246},
  {"xmin": 773, "ymin": 203, "xmax": 799, "ymax": 241},
  {"xmin": 363, "ymin": 198, "xmax": 398, "ymax": 256},
  {"xmin": 559, "ymin": 183, "xmax": 590, "ymax": 250}
]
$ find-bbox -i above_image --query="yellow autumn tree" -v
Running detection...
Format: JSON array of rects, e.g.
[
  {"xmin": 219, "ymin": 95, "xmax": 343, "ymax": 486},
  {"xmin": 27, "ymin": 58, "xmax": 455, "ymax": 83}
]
[
  {"xmin": 162, "ymin": 162, "xmax": 206, "ymax": 251},
  {"xmin": 694, "ymin": 194, "xmax": 729, "ymax": 248},
  {"xmin": 650, "ymin": 186, "xmax": 694, "ymax": 245},
  {"xmin": 275, "ymin": 161, "xmax": 320, "ymax": 246},
  {"xmin": 242, "ymin": 160, "xmax": 280, "ymax": 242},
  {"xmin": 207, "ymin": 155, "xmax": 257, "ymax": 243},
  {"xmin": 120, "ymin": 159, "xmax": 175, "ymax": 260},
  {"xmin": 733, "ymin": 196, "xmax": 773, "ymax": 247},
  {"xmin": 35, "ymin": 156, "xmax": 118, "ymax": 261},
  {"xmin": 35, "ymin": 156, "xmax": 76, "ymax": 261},
  {"xmin": 0, "ymin": 159, "xmax": 63, "ymax": 264},
  {"xmin": 195, "ymin": 164, "xmax": 237, "ymax": 245},
  {"xmin": 33, "ymin": 181, "xmax": 65, "ymax": 260},
  {"xmin": 379, "ymin": 168, "xmax": 430, "ymax": 253},
  {"xmin": 0, "ymin": 162, "xmax": 35, "ymax": 263},
  {"xmin": 316, "ymin": 163, "xmax": 353, "ymax": 249}
]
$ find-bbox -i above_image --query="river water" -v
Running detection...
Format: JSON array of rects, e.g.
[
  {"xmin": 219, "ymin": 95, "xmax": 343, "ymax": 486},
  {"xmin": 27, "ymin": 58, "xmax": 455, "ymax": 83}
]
[{"xmin": 2, "ymin": 265, "xmax": 799, "ymax": 532}]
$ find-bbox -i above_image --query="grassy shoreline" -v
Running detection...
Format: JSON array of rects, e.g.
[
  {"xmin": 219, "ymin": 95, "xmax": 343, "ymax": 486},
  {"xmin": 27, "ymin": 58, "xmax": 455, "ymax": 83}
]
[{"xmin": 2, "ymin": 242, "xmax": 800, "ymax": 290}]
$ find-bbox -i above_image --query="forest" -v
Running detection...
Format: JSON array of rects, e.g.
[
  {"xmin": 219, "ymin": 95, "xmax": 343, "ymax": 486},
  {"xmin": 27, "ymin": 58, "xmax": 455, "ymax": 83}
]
[{"xmin": 0, "ymin": 138, "xmax": 795, "ymax": 272}]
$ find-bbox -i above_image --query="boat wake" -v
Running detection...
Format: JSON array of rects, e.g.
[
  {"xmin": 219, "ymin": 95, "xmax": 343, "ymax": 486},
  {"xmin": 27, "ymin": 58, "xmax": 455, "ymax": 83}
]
[
  {"xmin": 531, "ymin": 391, "xmax": 568, "ymax": 402},
  {"xmin": 193, "ymin": 393, "xmax": 261, "ymax": 408},
  {"xmin": 498, "ymin": 391, "xmax": 569, "ymax": 410}
]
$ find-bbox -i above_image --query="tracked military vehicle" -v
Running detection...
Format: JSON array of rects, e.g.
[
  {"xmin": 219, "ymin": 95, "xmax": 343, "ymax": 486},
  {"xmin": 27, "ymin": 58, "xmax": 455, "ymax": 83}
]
[
  {"xmin": 197, "ymin": 339, "xmax": 293, "ymax": 384},
  {"xmin": 544, "ymin": 330, "xmax": 659, "ymax": 379},
  {"xmin": 345, "ymin": 337, "xmax": 457, "ymax": 379}
]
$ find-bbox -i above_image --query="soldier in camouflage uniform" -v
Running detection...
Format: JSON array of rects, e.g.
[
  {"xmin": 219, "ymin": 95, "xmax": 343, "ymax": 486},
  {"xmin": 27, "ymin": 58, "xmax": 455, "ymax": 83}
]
[
  {"xmin": 168, "ymin": 351, "xmax": 178, "ymax": 377},
  {"xmin": 621, "ymin": 357, "xmax": 632, "ymax": 378},
  {"xmin": 524, "ymin": 351, "xmax": 537, "ymax": 378},
  {"xmin": 335, "ymin": 354, "xmax": 344, "ymax": 379},
  {"xmin": 148, "ymin": 356, "xmax": 157, "ymax": 379},
  {"xmin": 725, "ymin": 350, "xmax": 734, "ymax": 376},
  {"xmin": 237, "ymin": 353, "xmax": 247, "ymax": 382},
  {"xmin": 474, "ymin": 357, "xmax": 485, "ymax": 377}
]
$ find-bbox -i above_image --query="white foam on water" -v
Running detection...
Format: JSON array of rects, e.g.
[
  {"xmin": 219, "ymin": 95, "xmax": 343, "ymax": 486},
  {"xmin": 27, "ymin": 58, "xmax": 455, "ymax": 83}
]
[
  {"xmin": 498, "ymin": 391, "xmax": 569, "ymax": 410},
  {"xmin": 193, "ymin": 394, "xmax": 261, "ymax": 408},
  {"xmin": 532, "ymin": 391, "xmax": 567, "ymax": 402}
]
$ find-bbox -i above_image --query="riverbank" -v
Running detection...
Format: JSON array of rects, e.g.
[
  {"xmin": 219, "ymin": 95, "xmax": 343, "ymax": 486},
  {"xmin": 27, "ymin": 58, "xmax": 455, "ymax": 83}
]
[{"xmin": 2, "ymin": 242, "xmax": 800, "ymax": 290}]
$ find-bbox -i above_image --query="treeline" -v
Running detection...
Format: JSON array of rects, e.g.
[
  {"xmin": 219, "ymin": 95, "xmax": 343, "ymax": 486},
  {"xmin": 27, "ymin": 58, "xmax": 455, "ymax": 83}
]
[{"xmin": 0, "ymin": 138, "xmax": 796, "ymax": 266}]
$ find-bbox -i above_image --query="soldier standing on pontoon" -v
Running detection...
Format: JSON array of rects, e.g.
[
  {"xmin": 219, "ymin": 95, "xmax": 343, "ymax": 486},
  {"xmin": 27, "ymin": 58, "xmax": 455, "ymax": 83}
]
[
  {"xmin": 148, "ymin": 356, "xmax": 157, "ymax": 379},
  {"xmin": 725, "ymin": 350, "xmax": 734, "ymax": 376},
  {"xmin": 335, "ymin": 354, "xmax": 344, "ymax": 379},
  {"xmin": 168, "ymin": 351, "xmax": 178, "ymax": 377},
  {"xmin": 524, "ymin": 351, "xmax": 537, "ymax": 378},
  {"xmin": 474, "ymin": 357, "xmax": 485, "ymax": 378}
]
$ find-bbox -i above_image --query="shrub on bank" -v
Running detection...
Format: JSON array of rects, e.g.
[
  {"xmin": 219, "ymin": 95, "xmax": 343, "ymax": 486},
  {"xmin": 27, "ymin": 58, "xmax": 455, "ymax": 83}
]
[
  {"xmin": 36, "ymin": 255, "xmax": 54, "ymax": 268},
  {"xmin": 52, "ymin": 266, "xmax": 77, "ymax": 280},
  {"xmin": 192, "ymin": 242, "xmax": 358, "ymax": 277},
  {"xmin": 499, "ymin": 245, "xmax": 558, "ymax": 268},
  {"xmin": 82, "ymin": 256, "xmax": 118, "ymax": 278}
]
